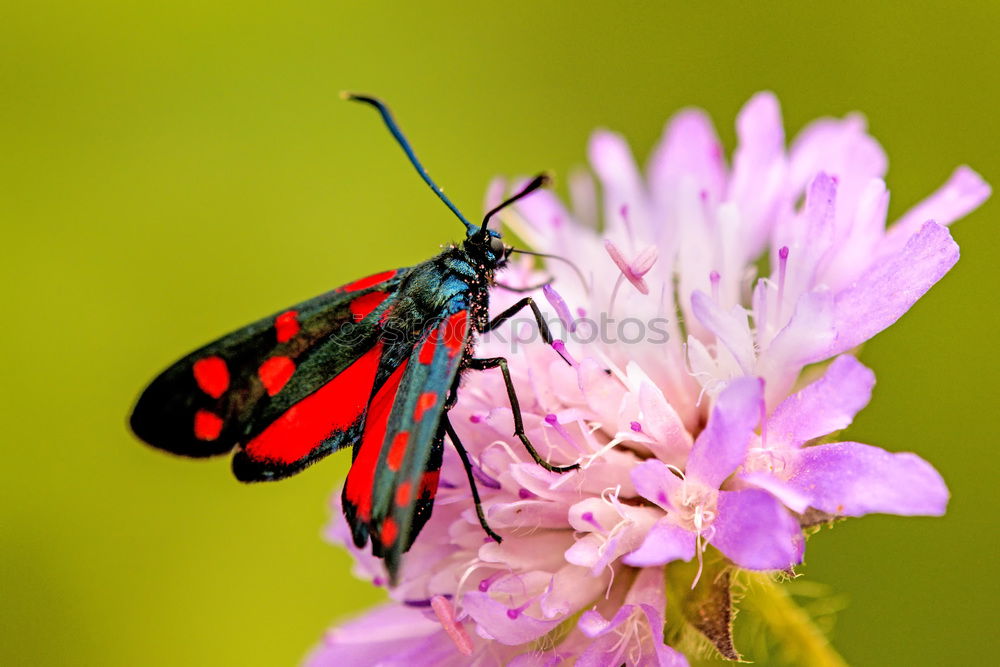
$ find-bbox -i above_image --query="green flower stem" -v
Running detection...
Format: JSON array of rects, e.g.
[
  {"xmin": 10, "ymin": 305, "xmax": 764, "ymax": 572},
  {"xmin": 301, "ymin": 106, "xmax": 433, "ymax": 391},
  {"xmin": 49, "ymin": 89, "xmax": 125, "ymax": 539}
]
[{"xmin": 740, "ymin": 573, "xmax": 847, "ymax": 667}]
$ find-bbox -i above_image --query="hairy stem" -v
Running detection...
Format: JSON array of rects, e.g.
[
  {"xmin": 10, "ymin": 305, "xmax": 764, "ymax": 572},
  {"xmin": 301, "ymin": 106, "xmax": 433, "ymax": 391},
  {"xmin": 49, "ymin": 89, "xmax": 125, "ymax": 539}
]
[{"xmin": 739, "ymin": 573, "xmax": 847, "ymax": 667}]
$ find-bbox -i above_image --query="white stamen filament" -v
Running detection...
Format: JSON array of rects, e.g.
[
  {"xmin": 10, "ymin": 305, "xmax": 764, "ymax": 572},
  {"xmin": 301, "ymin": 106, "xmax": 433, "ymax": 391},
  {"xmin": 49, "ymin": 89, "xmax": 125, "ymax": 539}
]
[{"xmin": 582, "ymin": 436, "xmax": 626, "ymax": 468}]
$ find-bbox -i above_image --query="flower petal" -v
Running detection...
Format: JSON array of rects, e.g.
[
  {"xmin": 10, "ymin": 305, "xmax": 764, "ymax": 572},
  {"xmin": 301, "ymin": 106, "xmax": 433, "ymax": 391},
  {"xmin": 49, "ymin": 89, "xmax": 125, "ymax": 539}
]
[
  {"xmin": 631, "ymin": 459, "xmax": 683, "ymax": 511},
  {"xmin": 787, "ymin": 442, "xmax": 949, "ymax": 516},
  {"xmin": 690, "ymin": 290, "xmax": 755, "ymax": 374},
  {"xmin": 888, "ymin": 165, "xmax": 991, "ymax": 248},
  {"xmin": 306, "ymin": 604, "xmax": 447, "ymax": 667},
  {"xmin": 760, "ymin": 290, "xmax": 837, "ymax": 392},
  {"xmin": 686, "ymin": 377, "xmax": 764, "ymax": 488},
  {"xmin": 463, "ymin": 591, "xmax": 562, "ymax": 645},
  {"xmin": 589, "ymin": 130, "xmax": 649, "ymax": 240},
  {"xmin": 578, "ymin": 605, "xmax": 635, "ymax": 639},
  {"xmin": 539, "ymin": 565, "xmax": 608, "ymax": 620},
  {"xmin": 829, "ymin": 221, "xmax": 959, "ymax": 355},
  {"xmin": 767, "ymin": 355, "xmax": 875, "ymax": 446},
  {"xmin": 637, "ymin": 379, "xmax": 693, "ymax": 464},
  {"xmin": 739, "ymin": 472, "xmax": 812, "ymax": 514},
  {"xmin": 727, "ymin": 91, "xmax": 787, "ymax": 256},
  {"xmin": 648, "ymin": 107, "xmax": 727, "ymax": 206},
  {"xmin": 711, "ymin": 489, "xmax": 803, "ymax": 570},
  {"xmin": 623, "ymin": 517, "xmax": 696, "ymax": 566}
]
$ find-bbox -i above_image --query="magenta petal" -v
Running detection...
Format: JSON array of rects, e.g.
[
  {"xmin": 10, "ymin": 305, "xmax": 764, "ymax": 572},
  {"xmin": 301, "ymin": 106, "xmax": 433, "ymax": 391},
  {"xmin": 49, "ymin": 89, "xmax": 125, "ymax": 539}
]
[
  {"xmin": 462, "ymin": 591, "xmax": 562, "ymax": 645},
  {"xmin": 686, "ymin": 377, "xmax": 764, "ymax": 488},
  {"xmin": 788, "ymin": 442, "xmax": 949, "ymax": 517},
  {"xmin": 623, "ymin": 518, "xmax": 696, "ymax": 566},
  {"xmin": 767, "ymin": 355, "xmax": 875, "ymax": 446},
  {"xmin": 829, "ymin": 221, "xmax": 959, "ymax": 355},
  {"xmin": 711, "ymin": 489, "xmax": 803, "ymax": 570}
]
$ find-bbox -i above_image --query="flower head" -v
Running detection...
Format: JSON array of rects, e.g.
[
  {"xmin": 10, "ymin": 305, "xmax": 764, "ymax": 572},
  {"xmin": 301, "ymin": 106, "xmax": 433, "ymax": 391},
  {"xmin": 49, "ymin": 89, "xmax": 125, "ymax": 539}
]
[{"xmin": 309, "ymin": 93, "xmax": 987, "ymax": 665}]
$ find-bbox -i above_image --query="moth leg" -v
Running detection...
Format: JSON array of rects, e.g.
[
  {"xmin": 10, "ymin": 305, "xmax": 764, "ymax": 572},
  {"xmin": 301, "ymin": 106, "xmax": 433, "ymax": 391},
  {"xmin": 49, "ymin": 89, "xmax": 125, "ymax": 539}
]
[
  {"xmin": 442, "ymin": 414, "xmax": 502, "ymax": 544},
  {"xmin": 494, "ymin": 279, "xmax": 552, "ymax": 294},
  {"xmin": 482, "ymin": 297, "xmax": 554, "ymax": 345},
  {"xmin": 468, "ymin": 356, "xmax": 580, "ymax": 473}
]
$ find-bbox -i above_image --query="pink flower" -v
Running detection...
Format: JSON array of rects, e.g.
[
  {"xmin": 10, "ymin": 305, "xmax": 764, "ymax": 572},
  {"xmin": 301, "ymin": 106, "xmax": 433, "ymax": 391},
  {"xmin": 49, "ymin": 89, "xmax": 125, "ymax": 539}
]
[{"xmin": 309, "ymin": 93, "xmax": 987, "ymax": 665}]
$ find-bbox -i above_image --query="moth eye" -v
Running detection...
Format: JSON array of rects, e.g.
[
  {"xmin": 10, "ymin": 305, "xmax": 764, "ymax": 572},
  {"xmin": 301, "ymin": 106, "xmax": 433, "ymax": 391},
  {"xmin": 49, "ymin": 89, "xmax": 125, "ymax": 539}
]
[{"xmin": 489, "ymin": 237, "xmax": 505, "ymax": 257}]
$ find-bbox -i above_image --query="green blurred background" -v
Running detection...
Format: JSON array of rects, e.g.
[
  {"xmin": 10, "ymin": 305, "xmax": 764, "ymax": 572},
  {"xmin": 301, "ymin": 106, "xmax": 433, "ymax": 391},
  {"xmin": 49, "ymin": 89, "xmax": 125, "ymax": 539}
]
[{"xmin": 3, "ymin": 2, "xmax": 997, "ymax": 665}]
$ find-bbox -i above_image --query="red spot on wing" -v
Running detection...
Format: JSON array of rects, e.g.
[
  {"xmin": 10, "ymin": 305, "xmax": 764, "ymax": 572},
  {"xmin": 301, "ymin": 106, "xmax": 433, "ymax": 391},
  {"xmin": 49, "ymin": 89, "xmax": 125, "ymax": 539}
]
[
  {"xmin": 380, "ymin": 517, "xmax": 399, "ymax": 547},
  {"xmin": 275, "ymin": 310, "xmax": 300, "ymax": 343},
  {"xmin": 244, "ymin": 341, "xmax": 384, "ymax": 465},
  {"xmin": 193, "ymin": 356, "xmax": 229, "ymax": 399},
  {"xmin": 414, "ymin": 392, "xmax": 438, "ymax": 422},
  {"xmin": 418, "ymin": 327, "xmax": 440, "ymax": 364},
  {"xmin": 344, "ymin": 358, "xmax": 410, "ymax": 520},
  {"xmin": 386, "ymin": 431, "xmax": 409, "ymax": 471},
  {"xmin": 343, "ymin": 270, "xmax": 397, "ymax": 292},
  {"xmin": 350, "ymin": 291, "xmax": 388, "ymax": 321},
  {"xmin": 419, "ymin": 471, "xmax": 441, "ymax": 499},
  {"xmin": 395, "ymin": 481, "xmax": 412, "ymax": 507},
  {"xmin": 258, "ymin": 356, "xmax": 296, "ymax": 396},
  {"xmin": 442, "ymin": 311, "xmax": 468, "ymax": 357},
  {"xmin": 194, "ymin": 410, "xmax": 224, "ymax": 440}
]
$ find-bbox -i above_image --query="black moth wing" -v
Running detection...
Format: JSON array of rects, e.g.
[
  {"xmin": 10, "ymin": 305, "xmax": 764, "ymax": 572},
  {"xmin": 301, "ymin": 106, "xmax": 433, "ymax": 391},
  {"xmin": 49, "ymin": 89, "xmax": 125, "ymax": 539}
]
[
  {"xmin": 342, "ymin": 304, "xmax": 473, "ymax": 581},
  {"xmin": 130, "ymin": 269, "xmax": 406, "ymax": 471}
]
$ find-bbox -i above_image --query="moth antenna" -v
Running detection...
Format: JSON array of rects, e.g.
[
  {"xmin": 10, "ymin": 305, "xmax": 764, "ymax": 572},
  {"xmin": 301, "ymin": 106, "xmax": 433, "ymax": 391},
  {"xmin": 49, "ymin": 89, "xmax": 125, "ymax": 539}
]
[
  {"xmin": 509, "ymin": 247, "xmax": 590, "ymax": 294},
  {"xmin": 343, "ymin": 92, "xmax": 477, "ymax": 234},
  {"xmin": 479, "ymin": 173, "xmax": 551, "ymax": 240}
]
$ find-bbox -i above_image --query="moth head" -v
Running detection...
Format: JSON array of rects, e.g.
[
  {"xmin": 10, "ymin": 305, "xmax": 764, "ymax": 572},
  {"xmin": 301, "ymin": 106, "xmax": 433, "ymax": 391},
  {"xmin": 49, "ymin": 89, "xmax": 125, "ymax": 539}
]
[{"xmin": 464, "ymin": 228, "xmax": 511, "ymax": 269}]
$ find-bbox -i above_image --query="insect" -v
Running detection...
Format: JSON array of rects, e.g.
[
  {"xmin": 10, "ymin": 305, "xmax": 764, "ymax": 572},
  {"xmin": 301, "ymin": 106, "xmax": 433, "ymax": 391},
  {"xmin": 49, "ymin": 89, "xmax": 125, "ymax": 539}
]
[{"xmin": 129, "ymin": 94, "xmax": 578, "ymax": 583}]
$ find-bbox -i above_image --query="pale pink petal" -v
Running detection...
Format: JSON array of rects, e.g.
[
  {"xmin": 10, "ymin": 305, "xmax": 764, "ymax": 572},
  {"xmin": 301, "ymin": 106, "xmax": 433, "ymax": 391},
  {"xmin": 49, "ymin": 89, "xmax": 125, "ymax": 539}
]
[
  {"xmin": 789, "ymin": 115, "xmax": 887, "ymax": 190},
  {"xmin": 509, "ymin": 649, "xmax": 573, "ymax": 667},
  {"xmin": 711, "ymin": 489, "xmax": 804, "ymax": 570},
  {"xmin": 647, "ymin": 108, "xmax": 727, "ymax": 205},
  {"xmin": 767, "ymin": 355, "xmax": 875, "ymax": 447},
  {"xmin": 463, "ymin": 591, "xmax": 562, "ymax": 645},
  {"xmin": 539, "ymin": 565, "xmax": 609, "ymax": 620},
  {"xmin": 690, "ymin": 290, "xmax": 755, "ymax": 374},
  {"xmin": 637, "ymin": 380, "xmax": 693, "ymax": 463},
  {"xmin": 762, "ymin": 290, "xmax": 836, "ymax": 380},
  {"xmin": 780, "ymin": 172, "xmax": 837, "ymax": 295},
  {"xmin": 633, "ymin": 245, "xmax": 659, "ymax": 275},
  {"xmin": 889, "ymin": 165, "xmax": 991, "ymax": 244},
  {"xmin": 686, "ymin": 377, "xmax": 764, "ymax": 488},
  {"xmin": 589, "ymin": 130, "xmax": 648, "ymax": 239},
  {"xmin": 726, "ymin": 92, "xmax": 787, "ymax": 256},
  {"xmin": 578, "ymin": 605, "xmax": 635, "ymax": 639},
  {"xmin": 306, "ymin": 604, "xmax": 447, "ymax": 667},
  {"xmin": 623, "ymin": 518, "xmax": 696, "ymax": 566},
  {"xmin": 787, "ymin": 442, "xmax": 949, "ymax": 517},
  {"xmin": 829, "ymin": 221, "xmax": 959, "ymax": 356},
  {"xmin": 569, "ymin": 166, "xmax": 599, "ymax": 229},
  {"xmin": 514, "ymin": 180, "xmax": 575, "ymax": 233},
  {"xmin": 484, "ymin": 177, "xmax": 507, "ymax": 224}
]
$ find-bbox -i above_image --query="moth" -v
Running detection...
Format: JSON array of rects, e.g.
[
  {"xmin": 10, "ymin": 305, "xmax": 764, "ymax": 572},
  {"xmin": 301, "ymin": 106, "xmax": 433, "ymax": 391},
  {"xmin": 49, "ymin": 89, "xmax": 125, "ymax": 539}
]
[{"xmin": 129, "ymin": 94, "xmax": 577, "ymax": 582}]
